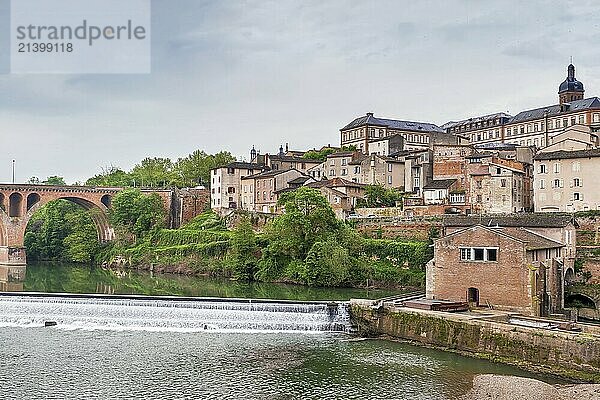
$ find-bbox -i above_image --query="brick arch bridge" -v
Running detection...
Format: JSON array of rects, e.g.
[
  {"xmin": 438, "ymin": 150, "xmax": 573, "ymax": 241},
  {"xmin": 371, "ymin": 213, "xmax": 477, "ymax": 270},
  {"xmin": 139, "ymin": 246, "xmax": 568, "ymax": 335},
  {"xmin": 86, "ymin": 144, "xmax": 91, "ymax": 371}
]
[
  {"xmin": 0, "ymin": 184, "xmax": 182, "ymax": 267},
  {"xmin": 0, "ymin": 184, "xmax": 123, "ymax": 266}
]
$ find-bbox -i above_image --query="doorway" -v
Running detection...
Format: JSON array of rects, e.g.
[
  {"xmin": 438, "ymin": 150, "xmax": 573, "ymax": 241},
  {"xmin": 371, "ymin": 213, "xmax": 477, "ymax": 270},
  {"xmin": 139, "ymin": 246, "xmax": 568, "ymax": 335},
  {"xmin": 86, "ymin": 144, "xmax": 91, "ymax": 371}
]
[{"xmin": 467, "ymin": 287, "xmax": 479, "ymax": 306}]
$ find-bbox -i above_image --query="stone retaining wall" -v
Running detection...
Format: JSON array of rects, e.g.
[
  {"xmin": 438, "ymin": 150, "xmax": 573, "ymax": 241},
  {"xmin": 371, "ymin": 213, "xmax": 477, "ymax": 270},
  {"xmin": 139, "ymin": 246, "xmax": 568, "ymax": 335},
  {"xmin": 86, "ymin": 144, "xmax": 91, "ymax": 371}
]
[{"xmin": 350, "ymin": 302, "xmax": 600, "ymax": 382}]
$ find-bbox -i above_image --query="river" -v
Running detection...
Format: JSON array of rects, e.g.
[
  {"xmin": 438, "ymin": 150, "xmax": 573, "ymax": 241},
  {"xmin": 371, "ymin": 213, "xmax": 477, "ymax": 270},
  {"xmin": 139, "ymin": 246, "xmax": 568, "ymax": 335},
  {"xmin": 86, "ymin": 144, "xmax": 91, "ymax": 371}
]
[{"xmin": 0, "ymin": 263, "xmax": 566, "ymax": 399}]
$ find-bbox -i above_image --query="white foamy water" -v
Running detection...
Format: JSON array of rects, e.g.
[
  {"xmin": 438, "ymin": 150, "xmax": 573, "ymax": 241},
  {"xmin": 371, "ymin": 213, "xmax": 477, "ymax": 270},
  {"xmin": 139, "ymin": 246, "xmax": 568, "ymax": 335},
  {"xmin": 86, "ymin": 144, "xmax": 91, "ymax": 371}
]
[{"xmin": 0, "ymin": 294, "xmax": 352, "ymax": 333}]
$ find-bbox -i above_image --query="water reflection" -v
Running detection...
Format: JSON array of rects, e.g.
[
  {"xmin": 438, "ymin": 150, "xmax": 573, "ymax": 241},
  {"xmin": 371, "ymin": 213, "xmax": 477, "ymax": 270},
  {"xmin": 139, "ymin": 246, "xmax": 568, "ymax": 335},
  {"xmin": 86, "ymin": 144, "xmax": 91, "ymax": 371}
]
[
  {"xmin": 9, "ymin": 263, "xmax": 408, "ymax": 301},
  {"xmin": 0, "ymin": 265, "xmax": 26, "ymax": 292}
]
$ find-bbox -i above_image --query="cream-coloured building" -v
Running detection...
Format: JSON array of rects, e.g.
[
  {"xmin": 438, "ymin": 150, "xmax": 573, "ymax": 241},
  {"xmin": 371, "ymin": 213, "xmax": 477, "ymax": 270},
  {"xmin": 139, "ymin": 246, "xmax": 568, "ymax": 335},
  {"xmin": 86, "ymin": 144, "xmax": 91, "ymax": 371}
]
[
  {"xmin": 443, "ymin": 64, "xmax": 600, "ymax": 148},
  {"xmin": 534, "ymin": 126, "xmax": 600, "ymax": 212},
  {"xmin": 210, "ymin": 162, "xmax": 265, "ymax": 212},
  {"xmin": 241, "ymin": 169, "xmax": 309, "ymax": 213},
  {"xmin": 340, "ymin": 112, "xmax": 460, "ymax": 153}
]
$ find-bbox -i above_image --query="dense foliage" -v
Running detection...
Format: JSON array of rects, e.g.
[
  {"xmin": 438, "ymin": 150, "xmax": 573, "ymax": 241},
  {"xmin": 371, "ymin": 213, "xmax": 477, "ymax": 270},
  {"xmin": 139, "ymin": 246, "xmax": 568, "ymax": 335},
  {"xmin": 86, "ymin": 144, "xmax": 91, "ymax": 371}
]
[
  {"xmin": 302, "ymin": 145, "xmax": 357, "ymax": 161},
  {"xmin": 84, "ymin": 150, "xmax": 235, "ymax": 188},
  {"xmin": 357, "ymin": 185, "xmax": 404, "ymax": 208},
  {"xmin": 24, "ymin": 200, "xmax": 100, "ymax": 263},
  {"xmin": 109, "ymin": 189, "xmax": 166, "ymax": 241},
  {"xmin": 23, "ymin": 176, "xmax": 429, "ymax": 289}
]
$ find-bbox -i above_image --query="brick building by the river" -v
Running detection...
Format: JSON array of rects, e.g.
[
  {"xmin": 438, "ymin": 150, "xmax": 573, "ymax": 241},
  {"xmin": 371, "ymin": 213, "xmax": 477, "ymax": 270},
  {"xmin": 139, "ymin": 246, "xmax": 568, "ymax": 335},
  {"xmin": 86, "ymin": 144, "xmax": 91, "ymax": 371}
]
[{"xmin": 427, "ymin": 214, "xmax": 577, "ymax": 316}]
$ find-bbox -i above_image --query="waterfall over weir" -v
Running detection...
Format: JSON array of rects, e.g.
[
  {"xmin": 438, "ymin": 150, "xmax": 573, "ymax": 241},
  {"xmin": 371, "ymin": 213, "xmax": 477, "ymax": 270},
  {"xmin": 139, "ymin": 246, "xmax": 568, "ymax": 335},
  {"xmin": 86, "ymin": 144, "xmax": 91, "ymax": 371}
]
[{"xmin": 0, "ymin": 294, "xmax": 352, "ymax": 333}]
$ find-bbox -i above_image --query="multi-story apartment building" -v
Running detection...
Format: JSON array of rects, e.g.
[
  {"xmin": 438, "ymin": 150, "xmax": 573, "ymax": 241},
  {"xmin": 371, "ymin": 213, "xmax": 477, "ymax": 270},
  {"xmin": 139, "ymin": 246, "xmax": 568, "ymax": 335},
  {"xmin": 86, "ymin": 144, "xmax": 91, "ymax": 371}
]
[
  {"xmin": 308, "ymin": 151, "xmax": 405, "ymax": 189},
  {"xmin": 391, "ymin": 149, "xmax": 433, "ymax": 197},
  {"xmin": 534, "ymin": 125, "xmax": 600, "ymax": 212},
  {"xmin": 443, "ymin": 64, "xmax": 600, "ymax": 148},
  {"xmin": 241, "ymin": 169, "xmax": 308, "ymax": 213},
  {"xmin": 210, "ymin": 162, "xmax": 265, "ymax": 212},
  {"xmin": 340, "ymin": 113, "xmax": 459, "ymax": 153},
  {"xmin": 418, "ymin": 144, "xmax": 533, "ymax": 214},
  {"xmin": 266, "ymin": 154, "xmax": 322, "ymax": 174},
  {"xmin": 306, "ymin": 178, "xmax": 367, "ymax": 218}
]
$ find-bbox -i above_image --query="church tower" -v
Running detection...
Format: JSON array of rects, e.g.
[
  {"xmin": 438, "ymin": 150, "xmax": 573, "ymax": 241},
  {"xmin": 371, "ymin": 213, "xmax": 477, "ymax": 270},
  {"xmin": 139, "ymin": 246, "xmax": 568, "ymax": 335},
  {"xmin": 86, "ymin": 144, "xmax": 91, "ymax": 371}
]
[{"xmin": 558, "ymin": 63, "xmax": 585, "ymax": 104}]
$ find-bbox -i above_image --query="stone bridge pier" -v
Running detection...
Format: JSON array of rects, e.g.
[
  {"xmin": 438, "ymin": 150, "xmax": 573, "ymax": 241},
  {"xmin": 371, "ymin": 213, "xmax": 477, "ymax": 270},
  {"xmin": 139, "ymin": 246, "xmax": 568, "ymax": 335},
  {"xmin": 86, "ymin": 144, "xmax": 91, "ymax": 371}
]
[{"xmin": 0, "ymin": 184, "xmax": 120, "ymax": 267}]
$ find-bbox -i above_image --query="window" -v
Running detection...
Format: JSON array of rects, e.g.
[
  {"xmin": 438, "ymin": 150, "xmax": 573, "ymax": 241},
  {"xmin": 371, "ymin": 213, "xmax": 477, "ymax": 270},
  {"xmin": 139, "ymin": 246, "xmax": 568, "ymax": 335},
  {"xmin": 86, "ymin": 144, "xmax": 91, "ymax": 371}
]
[
  {"xmin": 501, "ymin": 179, "xmax": 507, "ymax": 187},
  {"xmin": 460, "ymin": 247, "xmax": 498, "ymax": 262},
  {"xmin": 539, "ymin": 164, "xmax": 546, "ymax": 174},
  {"xmin": 539, "ymin": 179, "xmax": 545, "ymax": 189},
  {"xmin": 573, "ymin": 178, "xmax": 581, "ymax": 187},
  {"xmin": 574, "ymin": 192, "xmax": 582, "ymax": 201},
  {"xmin": 496, "ymin": 168, "xmax": 501, "ymax": 175},
  {"xmin": 553, "ymin": 163, "xmax": 560, "ymax": 173},
  {"xmin": 579, "ymin": 115, "xmax": 585, "ymax": 124},
  {"xmin": 553, "ymin": 179, "xmax": 562, "ymax": 188},
  {"xmin": 387, "ymin": 176, "xmax": 392, "ymax": 184},
  {"xmin": 388, "ymin": 164, "xmax": 393, "ymax": 172},
  {"xmin": 572, "ymin": 161, "xmax": 580, "ymax": 172},
  {"xmin": 341, "ymin": 159, "xmax": 347, "ymax": 166}
]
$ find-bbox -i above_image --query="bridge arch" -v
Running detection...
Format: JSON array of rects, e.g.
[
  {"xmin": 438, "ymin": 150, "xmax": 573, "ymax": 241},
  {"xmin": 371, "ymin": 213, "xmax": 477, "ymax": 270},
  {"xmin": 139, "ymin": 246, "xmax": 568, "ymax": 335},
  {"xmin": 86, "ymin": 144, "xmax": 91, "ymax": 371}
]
[
  {"xmin": 9, "ymin": 193, "xmax": 23, "ymax": 217},
  {"xmin": 24, "ymin": 196, "xmax": 114, "ymax": 243},
  {"xmin": 565, "ymin": 293, "xmax": 597, "ymax": 309},
  {"xmin": 26, "ymin": 193, "xmax": 41, "ymax": 211}
]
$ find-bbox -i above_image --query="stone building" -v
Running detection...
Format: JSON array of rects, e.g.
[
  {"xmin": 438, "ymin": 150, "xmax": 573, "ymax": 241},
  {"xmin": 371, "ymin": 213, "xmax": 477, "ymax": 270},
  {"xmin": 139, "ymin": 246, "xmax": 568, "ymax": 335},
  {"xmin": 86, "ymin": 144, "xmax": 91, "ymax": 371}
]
[
  {"xmin": 210, "ymin": 162, "xmax": 265, "ymax": 212},
  {"xmin": 428, "ymin": 224, "xmax": 567, "ymax": 316},
  {"xmin": 391, "ymin": 149, "xmax": 433, "ymax": 197},
  {"xmin": 422, "ymin": 144, "xmax": 533, "ymax": 214},
  {"xmin": 306, "ymin": 178, "xmax": 366, "ymax": 218},
  {"xmin": 441, "ymin": 214, "xmax": 577, "ymax": 262},
  {"xmin": 241, "ymin": 169, "xmax": 309, "ymax": 213},
  {"xmin": 340, "ymin": 112, "xmax": 459, "ymax": 154},
  {"xmin": 534, "ymin": 128, "xmax": 600, "ymax": 212},
  {"xmin": 308, "ymin": 152, "xmax": 405, "ymax": 189},
  {"xmin": 444, "ymin": 64, "xmax": 600, "ymax": 148}
]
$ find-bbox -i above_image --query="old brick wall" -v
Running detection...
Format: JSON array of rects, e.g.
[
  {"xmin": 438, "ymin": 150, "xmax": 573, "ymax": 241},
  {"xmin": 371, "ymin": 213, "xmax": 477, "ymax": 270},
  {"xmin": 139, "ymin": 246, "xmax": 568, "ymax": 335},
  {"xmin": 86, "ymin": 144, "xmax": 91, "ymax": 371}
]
[
  {"xmin": 173, "ymin": 188, "xmax": 210, "ymax": 227},
  {"xmin": 353, "ymin": 216, "xmax": 442, "ymax": 241},
  {"xmin": 433, "ymin": 226, "xmax": 531, "ymax": 312}
]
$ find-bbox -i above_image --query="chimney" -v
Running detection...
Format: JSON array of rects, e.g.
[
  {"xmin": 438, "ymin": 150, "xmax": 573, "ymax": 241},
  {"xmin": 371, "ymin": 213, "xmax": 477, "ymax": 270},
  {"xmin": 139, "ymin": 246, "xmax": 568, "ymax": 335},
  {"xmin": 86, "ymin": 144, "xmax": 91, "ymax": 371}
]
[
  {"xmin": 366, "ymin": 112, "xmax": 374, "ymax": 117},
  {"xmin": 285, "ymin": 143, "xmax": 289, "ymax": 152}
]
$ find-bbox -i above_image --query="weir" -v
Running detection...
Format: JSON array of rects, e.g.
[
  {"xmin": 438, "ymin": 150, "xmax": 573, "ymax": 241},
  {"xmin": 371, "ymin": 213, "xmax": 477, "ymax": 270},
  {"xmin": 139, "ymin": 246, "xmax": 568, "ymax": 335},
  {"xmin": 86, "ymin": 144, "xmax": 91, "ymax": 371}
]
[{"xmin": 0, "ymin": 293, "xmax": 352, "ymax": 333}]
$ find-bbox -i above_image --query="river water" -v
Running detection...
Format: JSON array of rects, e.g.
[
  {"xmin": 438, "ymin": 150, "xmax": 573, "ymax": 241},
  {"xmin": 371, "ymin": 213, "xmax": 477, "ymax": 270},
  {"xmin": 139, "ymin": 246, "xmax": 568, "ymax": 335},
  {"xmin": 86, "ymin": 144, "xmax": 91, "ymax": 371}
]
[{"xmin": 0, "ymin": 263, "xmax": 565, "ymax": 399}]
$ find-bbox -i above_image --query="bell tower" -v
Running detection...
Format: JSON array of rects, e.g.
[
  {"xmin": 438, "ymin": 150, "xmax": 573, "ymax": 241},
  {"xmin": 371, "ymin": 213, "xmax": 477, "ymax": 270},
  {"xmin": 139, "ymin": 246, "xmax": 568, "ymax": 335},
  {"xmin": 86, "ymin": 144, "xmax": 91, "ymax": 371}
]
[{"xmin": 558, "ymin": 63, "xmax": 585, "ymax": 105}]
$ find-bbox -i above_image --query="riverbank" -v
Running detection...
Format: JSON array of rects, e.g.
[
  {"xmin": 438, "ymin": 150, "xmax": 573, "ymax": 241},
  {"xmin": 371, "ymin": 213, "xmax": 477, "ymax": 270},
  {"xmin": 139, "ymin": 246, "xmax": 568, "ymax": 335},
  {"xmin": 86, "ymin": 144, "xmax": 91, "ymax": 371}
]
[
  {"xmin": 350, "ymin": 300, "xmax": 600, "ymax": 383},
  {"xmin": 461, "ymin": 375, "xmax": 600, "ymax": 399}
]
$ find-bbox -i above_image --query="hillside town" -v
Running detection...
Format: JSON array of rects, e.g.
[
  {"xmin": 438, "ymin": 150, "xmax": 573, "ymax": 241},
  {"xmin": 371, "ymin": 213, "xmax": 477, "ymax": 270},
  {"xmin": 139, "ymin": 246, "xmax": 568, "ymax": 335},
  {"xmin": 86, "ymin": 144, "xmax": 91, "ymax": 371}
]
[
  {"xmin": 211, "ymin": 63, "xmax": 600, "ymax": 218},
  {"xmin": 209, "ymin": 63, "xmax": 600, "ymax": 320}
]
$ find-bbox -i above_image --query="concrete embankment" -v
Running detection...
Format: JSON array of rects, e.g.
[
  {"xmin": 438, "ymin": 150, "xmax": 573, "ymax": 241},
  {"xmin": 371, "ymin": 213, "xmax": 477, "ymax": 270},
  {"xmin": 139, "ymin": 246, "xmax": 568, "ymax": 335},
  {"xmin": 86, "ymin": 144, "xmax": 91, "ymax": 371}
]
[{"xmin": 350, "ymin": 300, "xmax": 600, "ymax": 382}]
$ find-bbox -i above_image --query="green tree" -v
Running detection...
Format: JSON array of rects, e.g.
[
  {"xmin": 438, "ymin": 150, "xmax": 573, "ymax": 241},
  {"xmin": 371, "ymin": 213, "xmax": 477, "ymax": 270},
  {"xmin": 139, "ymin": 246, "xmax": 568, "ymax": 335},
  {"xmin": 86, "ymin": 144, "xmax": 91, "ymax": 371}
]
[
  {"xmin": 130, "ymin": 157, "xmax": 175, "ymax": 188},
  {"xmin": 43, "ymin": 176, "xmax": 66, "ymax": 185},
  {"xmin": 24, "ymin": 200, "xmax": 99, "ymax": 262},
  {"xmin": 174, "ymin": 150, "xmax": 235, "ymax": 188},
  {"xmin": 110, "ymin": 189, "xmax": 166, "ymax": 241},
  {"xmin": 86, "ymin": 166, "xmax": 132, "ymax": 187},
  {"xmin": 256, "ymin": 187, "xmax": 351, "ymax": 283},
  {"xmin": 359, "ymin": 185, "xmax": 403, "ymax": 207},
  {"xmin": 230, "ymin": 218, "xmax": 259, "ymax": 280}
]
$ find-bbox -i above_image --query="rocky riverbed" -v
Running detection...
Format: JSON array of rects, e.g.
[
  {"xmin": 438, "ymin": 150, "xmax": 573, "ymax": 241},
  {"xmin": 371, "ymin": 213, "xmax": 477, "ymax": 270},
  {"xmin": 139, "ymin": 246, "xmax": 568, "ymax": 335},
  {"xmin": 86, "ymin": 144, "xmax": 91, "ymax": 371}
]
[{"xmin": 460, "ymin": 375, "xmax": 600, "ymax": 400}]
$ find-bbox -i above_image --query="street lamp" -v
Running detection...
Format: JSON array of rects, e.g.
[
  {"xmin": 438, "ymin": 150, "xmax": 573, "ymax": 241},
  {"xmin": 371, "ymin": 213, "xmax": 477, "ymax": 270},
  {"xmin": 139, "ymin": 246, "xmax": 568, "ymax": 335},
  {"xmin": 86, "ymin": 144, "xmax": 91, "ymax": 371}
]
[{"xmin": 12, "ymin": 160, "xmax": 15, "ymax": 183}]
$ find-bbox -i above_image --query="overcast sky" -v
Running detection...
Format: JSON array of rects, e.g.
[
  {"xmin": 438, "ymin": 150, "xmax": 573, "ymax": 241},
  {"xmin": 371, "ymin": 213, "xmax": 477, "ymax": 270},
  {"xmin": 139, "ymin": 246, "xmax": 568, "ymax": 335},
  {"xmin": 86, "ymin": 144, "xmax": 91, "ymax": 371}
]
[{"xmin": 1, "ymin": 0, "xmax": 600, "ymax": 183}]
